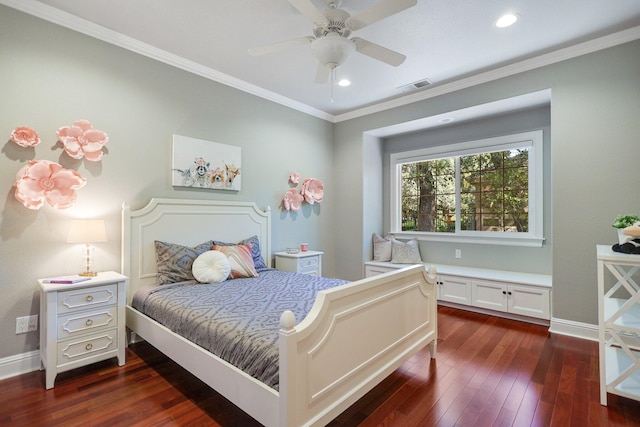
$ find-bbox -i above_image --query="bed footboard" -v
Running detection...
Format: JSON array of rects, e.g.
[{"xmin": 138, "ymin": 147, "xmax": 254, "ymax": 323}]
[{"xmin": 279, "ymin": 264, "xmax": 437, "ymax": 427}]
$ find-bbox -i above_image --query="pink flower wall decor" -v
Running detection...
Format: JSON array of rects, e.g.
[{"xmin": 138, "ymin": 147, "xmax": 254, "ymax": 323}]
[
  {"xmin": 281, "ymin": 173, "xmax": 324, "ymax": 211},
  {"xmin": 14, "ymin": 160, "xmax": 87, "ymax": 210},
  {"xmin": 289, "ymin": 172, "xmax": 300, "ymax": 185},
  {"xmin": 282, "ymin": 188, "xmax": 304, "ymax": 211},
  {"xmin": 57, "ymin": 119, "xmax": 108, "ymax": 161},
  {"xmin": 301, "ymin": 178, "xmax": 324, "ymax": 205},
  {"xmin": 10, "ymin": 126, "xmax": 41, "ymax": 148}
]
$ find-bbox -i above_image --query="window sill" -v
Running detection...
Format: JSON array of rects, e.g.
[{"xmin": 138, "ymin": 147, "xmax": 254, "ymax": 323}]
[{"xmin": 391, "ymin": 231, "xmax": 545, "ymax": 248}]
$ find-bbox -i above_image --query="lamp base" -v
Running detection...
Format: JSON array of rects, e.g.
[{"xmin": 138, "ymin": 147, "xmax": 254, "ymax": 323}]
[{"xmin": 79, "ymin": 271, "xmax": 98, "ymax": 277}]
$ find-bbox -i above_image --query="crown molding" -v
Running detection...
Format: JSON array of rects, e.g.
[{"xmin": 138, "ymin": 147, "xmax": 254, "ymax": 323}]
[
  {"xmin": 3, "ymin": 0, "xmax": 639, "ymax": 124},
  {"xmin": 334, "ymin": 25, "xmax": 640, "ymax": 122},
  {"xmin": 0, "ymin": 0, "xmax": 334, "ymax": 122}
]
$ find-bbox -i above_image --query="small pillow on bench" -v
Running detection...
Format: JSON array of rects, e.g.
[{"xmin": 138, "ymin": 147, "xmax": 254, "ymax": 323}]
[{"xmin": 391, "ymin": 238, "xmax": 422, "ymax": 264}]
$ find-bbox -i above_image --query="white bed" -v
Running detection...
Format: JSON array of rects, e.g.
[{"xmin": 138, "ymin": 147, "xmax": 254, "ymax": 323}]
[{"xmin": 122, "ymin": 198, "xmax": 437, "ymax": 427}]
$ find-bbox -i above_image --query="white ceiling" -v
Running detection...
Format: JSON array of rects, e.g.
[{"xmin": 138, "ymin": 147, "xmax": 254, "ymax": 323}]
[{"xmin": 4, "ymin": 0, "xmax": 640, "ymax": 121}]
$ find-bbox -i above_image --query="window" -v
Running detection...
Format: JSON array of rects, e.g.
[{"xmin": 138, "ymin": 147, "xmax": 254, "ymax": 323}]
[{"xmin": 390, "ymin": 131, "xmax": 543, "ymax": 246}]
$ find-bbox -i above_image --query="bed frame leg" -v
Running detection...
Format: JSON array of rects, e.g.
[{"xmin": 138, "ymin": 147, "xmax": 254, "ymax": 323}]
[{"xmin": 428, "ymin": 339, "xmax": 437, "ymax": 359}]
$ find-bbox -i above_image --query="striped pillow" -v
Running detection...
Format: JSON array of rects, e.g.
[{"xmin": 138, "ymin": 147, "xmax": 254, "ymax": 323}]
[{"xmin": 213, "ymin": 244, "xmax": 258, "ymax": 279}]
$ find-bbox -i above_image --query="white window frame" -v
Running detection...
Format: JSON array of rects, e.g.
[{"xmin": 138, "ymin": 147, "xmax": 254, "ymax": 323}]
[{"xmin": 390, "ymin": 130, "xmax": 544, "ymax": 247}]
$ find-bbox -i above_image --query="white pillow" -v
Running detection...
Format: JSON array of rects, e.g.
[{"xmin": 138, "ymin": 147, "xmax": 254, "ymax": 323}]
[
  {"xmin": 192, "ymin": 250, "xmax": 231, "ymax": 283},
  {"xmin": 391, "ymin": 239, "xmax": 422, "ymax": 264},
  {"xmin": 373, "ymin": 233, "xmax": 393, "ymax": 262}
]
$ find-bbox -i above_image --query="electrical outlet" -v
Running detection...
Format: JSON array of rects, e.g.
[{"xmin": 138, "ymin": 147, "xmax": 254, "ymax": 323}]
[
  {"xmin": 16, "ymin": 316, "xmax": 28, "ymax": 334},
  {"xmin": 28, "ymin": 314, "xmax": 38, "ymax": 332},
  {"xmin": 455, "ymin": 249, "xmax": 462, "ymax": 259},
  {"xmin": 16, "ymin": 315, "xmax": 38, "ymax": 334}
]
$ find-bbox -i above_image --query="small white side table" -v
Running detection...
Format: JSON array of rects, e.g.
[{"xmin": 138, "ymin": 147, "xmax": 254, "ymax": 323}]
[
  {"xmin": 38, "ymin": 271, "xmax": 127, "ymax": 389},
  {"xmin": 274, "ymin": 251, "xmax": 323, "ymax": 276},
  {"xmin": 596, "ymin": 245, "xmax": 640, "ymax": 405}
]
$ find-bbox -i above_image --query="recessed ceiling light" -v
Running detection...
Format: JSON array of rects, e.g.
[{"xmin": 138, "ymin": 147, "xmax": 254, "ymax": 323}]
[
  {"xmin": 496, "ymin": 13, "xmax": 518, "ymax": 28},
  {"xmin": 338, "ymin": 79, "xmax": 351, "ymax": 87}
]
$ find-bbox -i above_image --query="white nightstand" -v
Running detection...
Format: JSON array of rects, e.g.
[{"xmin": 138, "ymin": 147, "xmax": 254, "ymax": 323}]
[
  {"xmin": 38, "ymin": 271, "xmax": 127, "ymax": 389},
  {"xmin": 274, "ymin": 251, "xmax": 323, "ymax": 276}
]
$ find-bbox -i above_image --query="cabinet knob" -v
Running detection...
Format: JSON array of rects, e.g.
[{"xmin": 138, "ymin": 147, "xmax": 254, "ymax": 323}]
[
  {"xmin": 85, "ymin": 319, "xmax": 93, "ymax": 326},
  {"xmin": 85, "ymin": 343, "xmax": 93, "ymax": 351},
  {"xmin": 502, "ymin": 291, "xmax": 507, "ymax": 295},
  {"xmin": 85, "ymin": 295, "xmax": 94, "ymax": 302}
]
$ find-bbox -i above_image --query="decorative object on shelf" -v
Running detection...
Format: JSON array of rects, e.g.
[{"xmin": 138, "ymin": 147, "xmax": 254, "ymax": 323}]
[
  {"xmin": 300, "ymin": 243, "xmax": 308, "ymax": 252},
  {"xmin": 67, "ymin": 219, "xmax": 107, "ymax": 276},
  {"xmin": 14, "ymin": 160, "xmax": 87, "ymax": 209},
  {"xmin": 612, "ymin": 214, "xmax": 640, "ymax": 245},
  {"xmin": 285, "ymin": 247, "xmax": 300, "ymax": 254},
  {"xmin": 57, "ymin": 119, "xmax": 109, "ymax": 161},
  {"xmin": 281, "ymin": 172, "xmax": 324, "ymax": 211},
  {"xmin": 10, "ymin": 126, "xmax": 41, "ymax": 147},
  {"xmin": 172, "ymin": 134, "xmax": 241, "ymax": 190}
]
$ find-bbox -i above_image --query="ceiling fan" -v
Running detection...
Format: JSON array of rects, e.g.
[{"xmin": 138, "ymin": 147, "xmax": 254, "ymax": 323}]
[{"xmin": 248, "ymin": 0, "xmax": 417, "ymax": 84}]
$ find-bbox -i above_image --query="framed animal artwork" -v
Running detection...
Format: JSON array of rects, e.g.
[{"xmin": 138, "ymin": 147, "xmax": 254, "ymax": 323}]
[{"xmin": 172, "ymin": 135, "xmax": 241, "ymax": 191}]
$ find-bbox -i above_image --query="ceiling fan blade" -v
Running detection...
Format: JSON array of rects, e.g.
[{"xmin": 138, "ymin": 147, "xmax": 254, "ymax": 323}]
[
  {"xmin": 352, "ymin": 37, "xmax": 406, "ymax": 66},
  {"xmin": 288, "ymin": 0, "xmax": 329, "ymax": 27},
  {"xmin": 248, "ymin": 36, "xmax": 314, "ymax": 56},
  {"xmin": 315, "ymin": 63, "xmax": 331, "ymax": 83},
  {"xmin": 346, "ymin": 0, "xmax": 417, "ymax": 31}
]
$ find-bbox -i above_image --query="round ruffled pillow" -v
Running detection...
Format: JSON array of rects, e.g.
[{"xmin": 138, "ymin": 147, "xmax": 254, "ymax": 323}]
[{"xmin": 192, "ymin": 250, "xmax": 231, "ymax": 283}]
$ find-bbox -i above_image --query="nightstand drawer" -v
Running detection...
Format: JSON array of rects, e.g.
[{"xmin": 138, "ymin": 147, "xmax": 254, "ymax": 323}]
[
  {"xmin": 299, "ymin": 256, "xmax": 319, "ymax": 270},
  {"xmin": 58, "ymin": 306, "xmax": 117, "ymax": 339},
  {"xmin": 57, "ymin": 329, "xmax": 118, "ymax": 364},
  {"xmin": 57, "ymin": 284, "xmax": 118, "ymax": 313}
]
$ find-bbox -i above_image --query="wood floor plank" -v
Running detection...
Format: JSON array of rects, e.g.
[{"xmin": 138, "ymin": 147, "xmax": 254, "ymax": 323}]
[{"xmin": 1, "ymin": 306, "xmax": 638, "ymax": 426}]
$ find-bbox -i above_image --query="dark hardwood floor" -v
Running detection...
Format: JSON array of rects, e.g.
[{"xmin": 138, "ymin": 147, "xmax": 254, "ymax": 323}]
[{"xmin": 1, "ymin": 306, "xmax": 638, "ymax": 426}]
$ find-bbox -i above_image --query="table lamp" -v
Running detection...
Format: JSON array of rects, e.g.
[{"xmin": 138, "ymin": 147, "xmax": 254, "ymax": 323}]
[{"xmin": 67, "ymin": 219, "xmax": 107, "ymax": 276}]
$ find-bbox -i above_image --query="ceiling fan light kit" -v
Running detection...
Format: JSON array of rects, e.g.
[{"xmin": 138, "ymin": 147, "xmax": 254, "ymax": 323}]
[
  {"xmin": 249, "ymin": 0, "xmax": 417, "ymax": 85},
  {"xmin": 310, "ymin": 32, "xmax": 355, "ymax": 68}
]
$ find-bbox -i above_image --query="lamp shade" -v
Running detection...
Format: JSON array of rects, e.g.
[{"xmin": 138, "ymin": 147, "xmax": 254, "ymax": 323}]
[{"xmin": 67, "ymin": 219, "xmax": 107, "ymax": 243}]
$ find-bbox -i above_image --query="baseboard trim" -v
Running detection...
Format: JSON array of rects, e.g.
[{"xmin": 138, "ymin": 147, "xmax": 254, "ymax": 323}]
[
  {"xmin": 549, "ymin": 317, "xmax": 598, "ymax": 341},
  {"xmin": 0, "ymin": 350, "xmax": 40, "ymax": 381}
]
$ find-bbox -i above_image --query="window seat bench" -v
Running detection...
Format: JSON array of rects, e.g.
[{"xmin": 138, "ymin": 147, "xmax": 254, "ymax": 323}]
[{"xmin": 364, "ymin": 261, "xmax": 552, "ymax": 324}]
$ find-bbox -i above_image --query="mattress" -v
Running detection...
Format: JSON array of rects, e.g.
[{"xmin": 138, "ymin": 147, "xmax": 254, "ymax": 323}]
[{"xmin": 132, "ymin": 269, "xmax": 347, "ymax": 390}]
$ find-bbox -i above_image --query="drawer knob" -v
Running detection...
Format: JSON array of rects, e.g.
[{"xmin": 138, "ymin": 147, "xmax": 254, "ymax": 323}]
[
  {"xmin": 85, "ymin": 319, "xmax": 93, "ymax": 326},
  {"xmin": 85, "ymin": 343, "xmax": 93, "ymax": 351},
  {"xmin": 85, "ymin": 295, "xmax": 94, "ymax": 302}
]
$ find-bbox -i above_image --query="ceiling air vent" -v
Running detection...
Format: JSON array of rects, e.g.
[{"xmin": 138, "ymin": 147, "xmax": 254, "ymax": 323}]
[{"xmin": 398, "ymin": 78, "xmax": 432, "ymax": 93}]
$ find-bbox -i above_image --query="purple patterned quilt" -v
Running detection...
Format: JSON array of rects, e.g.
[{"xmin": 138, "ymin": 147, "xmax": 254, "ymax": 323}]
[{"xmin": 132, "ymin": 269, "xmax": 347, "ymax": 390}]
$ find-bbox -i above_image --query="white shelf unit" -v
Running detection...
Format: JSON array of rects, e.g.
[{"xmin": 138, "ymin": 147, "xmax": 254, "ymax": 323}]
[{"xmin": 597, "ymin": 245, "xmax": 640, "ymax": 405}]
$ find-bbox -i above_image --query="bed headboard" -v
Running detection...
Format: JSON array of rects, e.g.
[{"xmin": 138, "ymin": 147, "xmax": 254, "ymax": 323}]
[{"xmin": 121, "ymin": 198, "xmax": 271, "ymax": 304}]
